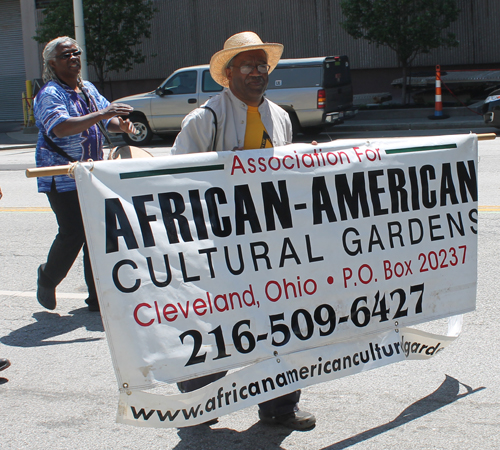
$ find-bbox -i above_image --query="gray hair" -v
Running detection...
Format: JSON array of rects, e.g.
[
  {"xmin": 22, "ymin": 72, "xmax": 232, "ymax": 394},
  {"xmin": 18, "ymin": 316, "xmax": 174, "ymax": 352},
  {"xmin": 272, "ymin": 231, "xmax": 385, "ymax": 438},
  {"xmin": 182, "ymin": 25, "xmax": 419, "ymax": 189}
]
[{"xmin": 42, "ymin": 36, "xmax": 82, "ymax": 84}]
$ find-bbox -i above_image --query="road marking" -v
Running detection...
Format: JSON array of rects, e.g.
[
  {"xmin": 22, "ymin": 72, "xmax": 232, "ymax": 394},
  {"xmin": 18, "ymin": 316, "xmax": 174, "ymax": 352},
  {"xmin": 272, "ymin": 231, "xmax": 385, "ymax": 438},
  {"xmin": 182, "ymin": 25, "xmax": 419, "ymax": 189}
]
[
  {"xmin": 479, "ymin": 206, "xmax": 500, "ymax": 212},
  {"xmin": 0, "ymin": 290, "xmax": 87, "ymax": 299},
  {"xmin": 0, "ymin": 207, "xmax": 52, "ymax": 212}
]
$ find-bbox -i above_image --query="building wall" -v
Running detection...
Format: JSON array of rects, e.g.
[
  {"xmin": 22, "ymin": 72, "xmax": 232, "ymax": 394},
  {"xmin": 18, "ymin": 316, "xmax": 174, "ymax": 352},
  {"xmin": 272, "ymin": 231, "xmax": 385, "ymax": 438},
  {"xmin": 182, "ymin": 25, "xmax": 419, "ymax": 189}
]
[
  {"xmin": 23, "ymin": 0, "xmax": 500, "ymax": 102},
  {"xmin": 0, "ymin": 0, "xmax": 27, "ymax": 121}
]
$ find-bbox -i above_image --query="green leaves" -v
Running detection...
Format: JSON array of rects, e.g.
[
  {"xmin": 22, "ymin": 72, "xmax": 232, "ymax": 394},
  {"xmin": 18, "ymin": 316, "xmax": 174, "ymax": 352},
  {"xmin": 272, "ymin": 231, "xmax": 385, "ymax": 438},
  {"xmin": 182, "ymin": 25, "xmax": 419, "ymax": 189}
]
[
  {"xmin": 340, "ymin": 0, "xmax": 460, "ymax": 104},
  {"xmin": 35, "ymin": 0, "xmax": 157, "ymax": 89},
  {"xmin": 340, "ymin": 0, "xmax": 460, "ymax": 67}
]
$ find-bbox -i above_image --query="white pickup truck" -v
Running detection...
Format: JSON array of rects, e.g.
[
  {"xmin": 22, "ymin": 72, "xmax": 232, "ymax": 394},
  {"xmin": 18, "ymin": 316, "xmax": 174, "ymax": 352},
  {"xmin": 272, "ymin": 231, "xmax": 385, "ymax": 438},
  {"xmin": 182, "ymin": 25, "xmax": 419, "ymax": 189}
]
[{"xmin": 116, "ymin": 56, "xmax": 353, "ymax": 145}]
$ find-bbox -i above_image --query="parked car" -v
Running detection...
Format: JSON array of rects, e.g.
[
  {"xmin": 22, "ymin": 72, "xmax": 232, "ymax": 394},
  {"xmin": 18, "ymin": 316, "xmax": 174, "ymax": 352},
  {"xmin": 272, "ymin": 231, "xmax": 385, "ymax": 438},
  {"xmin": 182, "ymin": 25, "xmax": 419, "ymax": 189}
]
[
  {"xmin": 115, "ymin": 56, "xmax": 354, "ymax": 145},
  {"xmin": 483, "ymin": 88, "xmax": 500, "ymax": 128}
]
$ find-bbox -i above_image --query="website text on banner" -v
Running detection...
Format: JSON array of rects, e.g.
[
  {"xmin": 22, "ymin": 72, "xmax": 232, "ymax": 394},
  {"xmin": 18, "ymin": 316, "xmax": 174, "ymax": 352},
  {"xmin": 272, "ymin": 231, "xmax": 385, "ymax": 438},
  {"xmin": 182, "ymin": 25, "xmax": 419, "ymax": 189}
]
[{"xmin": 74, "ymin": 134, "xmax": 477, "ymax": 427}]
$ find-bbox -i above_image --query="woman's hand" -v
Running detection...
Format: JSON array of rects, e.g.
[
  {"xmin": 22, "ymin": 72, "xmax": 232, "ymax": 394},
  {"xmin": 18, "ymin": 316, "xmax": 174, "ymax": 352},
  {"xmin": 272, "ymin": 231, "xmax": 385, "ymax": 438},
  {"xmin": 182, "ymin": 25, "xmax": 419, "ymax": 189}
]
[
  {"xmin": 100, "ymin": 103, "xmax": 134, "ymax": 120},
  {"xmin": 52, "ymin": 103, "xmax": 135, "ymax": 138},
  {"xmin": 117, "ymin": 117, "xmax": 137, "ymax": 135}
]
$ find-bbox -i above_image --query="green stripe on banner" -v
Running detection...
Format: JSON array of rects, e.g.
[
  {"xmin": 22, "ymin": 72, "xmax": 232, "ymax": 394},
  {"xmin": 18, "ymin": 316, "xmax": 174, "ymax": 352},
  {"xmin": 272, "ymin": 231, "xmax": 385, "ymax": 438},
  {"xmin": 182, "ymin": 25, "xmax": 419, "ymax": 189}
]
[
  {"xmin": 119, "ymin": 164, "xmax": 225, "ymax": 180},
  {"xmin": 386, "ymin": 143, "xmax": 458, "ymax": 154}
]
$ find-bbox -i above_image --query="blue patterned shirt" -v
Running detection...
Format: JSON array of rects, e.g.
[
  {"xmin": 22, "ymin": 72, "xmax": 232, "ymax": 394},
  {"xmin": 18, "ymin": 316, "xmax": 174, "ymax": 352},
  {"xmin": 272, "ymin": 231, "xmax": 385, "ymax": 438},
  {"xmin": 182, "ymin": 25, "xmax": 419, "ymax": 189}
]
[{"xmin": 34, "ymin": 80, "xmax": 110, "ymax": 193}]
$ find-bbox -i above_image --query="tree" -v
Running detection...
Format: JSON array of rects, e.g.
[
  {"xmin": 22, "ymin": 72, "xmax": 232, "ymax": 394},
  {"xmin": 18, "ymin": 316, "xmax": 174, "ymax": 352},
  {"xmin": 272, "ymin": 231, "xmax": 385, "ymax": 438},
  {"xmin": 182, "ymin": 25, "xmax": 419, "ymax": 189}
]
[
  {"xmin": 340, "ymin": 0, "xmax": 460, "ymax": 104},
  {"xmin": 35, "ymin": 0, "xmax": 156, "ymax": 92}
]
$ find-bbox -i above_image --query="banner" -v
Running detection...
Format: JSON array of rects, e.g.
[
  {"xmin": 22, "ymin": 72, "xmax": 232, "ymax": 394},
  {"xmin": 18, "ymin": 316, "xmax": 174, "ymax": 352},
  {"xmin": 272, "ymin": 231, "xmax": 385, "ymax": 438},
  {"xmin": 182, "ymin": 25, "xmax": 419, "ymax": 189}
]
[{"xmin": 75, "ymin": 134, "xmax": 477, "ymax": 427}]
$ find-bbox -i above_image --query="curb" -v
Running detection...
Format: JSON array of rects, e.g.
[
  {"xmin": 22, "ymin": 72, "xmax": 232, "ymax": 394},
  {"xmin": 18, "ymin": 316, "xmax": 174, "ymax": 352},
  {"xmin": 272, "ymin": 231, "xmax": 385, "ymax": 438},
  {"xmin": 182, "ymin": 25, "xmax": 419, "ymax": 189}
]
[
  {"xmin": 333, "ymin": 119, "xmax": 491, "ymax": 132},
  {"xmin": 0, "ymin": 143, "xmax": 38, "ymax": 151},
  {"xmin": 0, "ymin": 135, "xmax": 124, "ymax": 151}
]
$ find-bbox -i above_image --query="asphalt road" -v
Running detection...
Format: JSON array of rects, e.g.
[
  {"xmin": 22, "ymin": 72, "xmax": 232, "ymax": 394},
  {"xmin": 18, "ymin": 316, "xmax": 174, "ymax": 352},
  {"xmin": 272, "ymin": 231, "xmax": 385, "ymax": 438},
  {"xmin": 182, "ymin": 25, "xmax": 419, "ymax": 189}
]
[{"xmin": 0, "ymin": 132, "xmax": 499, "ymax": 449}]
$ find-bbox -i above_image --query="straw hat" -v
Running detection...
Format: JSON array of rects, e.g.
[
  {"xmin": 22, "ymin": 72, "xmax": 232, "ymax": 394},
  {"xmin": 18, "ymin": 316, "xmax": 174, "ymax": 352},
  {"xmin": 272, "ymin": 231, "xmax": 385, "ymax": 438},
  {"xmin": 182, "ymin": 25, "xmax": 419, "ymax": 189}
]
[{"xmin": 210, "ymin": 32, "xmax": 284, "ymax": 87}]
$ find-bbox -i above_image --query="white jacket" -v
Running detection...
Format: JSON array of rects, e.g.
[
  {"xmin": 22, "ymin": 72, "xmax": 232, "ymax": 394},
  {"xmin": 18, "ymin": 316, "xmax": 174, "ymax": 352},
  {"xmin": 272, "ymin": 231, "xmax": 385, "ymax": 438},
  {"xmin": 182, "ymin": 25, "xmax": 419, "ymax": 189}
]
[{"xmin": 171, "ymin": 89, "xmax": 292, "ymax": 154}]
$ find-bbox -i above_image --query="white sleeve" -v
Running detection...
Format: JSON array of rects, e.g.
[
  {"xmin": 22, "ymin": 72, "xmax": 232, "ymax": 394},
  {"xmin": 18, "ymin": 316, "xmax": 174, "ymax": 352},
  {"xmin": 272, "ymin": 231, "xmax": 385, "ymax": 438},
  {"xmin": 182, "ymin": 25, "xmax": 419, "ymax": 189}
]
[
  {"xmin": 284, "ymin": 112, "xmax": 293, "ymax": 145},
  {"xmin": 171, "ymin": 108, "xmax": 215, "ymax": 154}
]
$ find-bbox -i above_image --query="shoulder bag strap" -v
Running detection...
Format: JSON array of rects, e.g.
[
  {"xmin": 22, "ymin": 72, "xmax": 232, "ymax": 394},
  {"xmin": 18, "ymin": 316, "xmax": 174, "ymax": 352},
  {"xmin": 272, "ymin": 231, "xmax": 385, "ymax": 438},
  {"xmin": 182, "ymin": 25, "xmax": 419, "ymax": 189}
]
[
  {"xmin": 80, "ymin": 87, "xmax": 114, "ymax": 148},
  {"xmin": 201, "ymin": 105, "xmax": 218, "ymax": 152},
  {"xmin": 43, "ymin": 134, "xmax": 77, "ymax": 162}
]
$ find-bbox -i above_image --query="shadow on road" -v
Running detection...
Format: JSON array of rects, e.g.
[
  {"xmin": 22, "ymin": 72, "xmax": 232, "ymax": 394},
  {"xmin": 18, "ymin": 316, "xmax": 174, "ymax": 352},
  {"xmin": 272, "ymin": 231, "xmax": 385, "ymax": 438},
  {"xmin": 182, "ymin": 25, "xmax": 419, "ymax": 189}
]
[
  {"xmin": 0, "ymin": 307, "xmax": 104, "ymax": 347},
  {"xmin": 321, "ymin": 375, "xmax": 485, "ymax": 450},
  {"xmin": 170, "ymin": 375, "xmax": 482, "ymax": 450},
  {"xmin": 174, "ymin": 420, "xmax": 293, "ymax": 450}
]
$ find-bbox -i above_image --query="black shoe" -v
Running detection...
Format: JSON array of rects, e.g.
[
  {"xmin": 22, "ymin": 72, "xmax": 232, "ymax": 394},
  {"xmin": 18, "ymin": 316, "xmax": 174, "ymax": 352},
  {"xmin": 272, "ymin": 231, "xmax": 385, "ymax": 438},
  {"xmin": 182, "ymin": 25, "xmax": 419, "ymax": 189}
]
[
  {"xmin": 37, "ymin": 265, "xmax": 56, "ymax": 310},
  {"xmin": 258, "ymin": 409, "xmax": 316, "ymax": 431},
  {"xmin": 86, "ymin": 298, "xmax": 100, "ymax": 312},
  {"xmin": 0, "ymin": 359, "xmax": 11, "ymax": 371}
]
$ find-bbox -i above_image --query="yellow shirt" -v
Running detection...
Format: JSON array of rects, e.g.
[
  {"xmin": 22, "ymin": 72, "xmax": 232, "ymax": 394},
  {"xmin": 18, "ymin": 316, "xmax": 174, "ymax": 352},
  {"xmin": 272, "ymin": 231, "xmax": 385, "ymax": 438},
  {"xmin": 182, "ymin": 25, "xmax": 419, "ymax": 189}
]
[{"xmin": 244, "ymin": 106, "xmax": 273, "ymax": 150}]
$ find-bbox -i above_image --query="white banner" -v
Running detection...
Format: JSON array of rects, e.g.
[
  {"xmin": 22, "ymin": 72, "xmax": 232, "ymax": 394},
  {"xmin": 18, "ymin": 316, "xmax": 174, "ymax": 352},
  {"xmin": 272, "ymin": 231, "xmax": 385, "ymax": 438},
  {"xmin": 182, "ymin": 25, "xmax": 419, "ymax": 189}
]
[{"xmin": 75, "ymin": 134, "xmax": 477, "ymax": 427}]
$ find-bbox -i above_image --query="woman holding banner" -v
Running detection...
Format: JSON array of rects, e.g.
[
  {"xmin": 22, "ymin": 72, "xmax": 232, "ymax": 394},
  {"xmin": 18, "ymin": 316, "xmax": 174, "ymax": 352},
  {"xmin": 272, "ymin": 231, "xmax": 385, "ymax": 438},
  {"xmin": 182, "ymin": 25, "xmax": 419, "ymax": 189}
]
[{"xmin": 34, "ymin": 36, "xmax": 136, "ymax": 312}]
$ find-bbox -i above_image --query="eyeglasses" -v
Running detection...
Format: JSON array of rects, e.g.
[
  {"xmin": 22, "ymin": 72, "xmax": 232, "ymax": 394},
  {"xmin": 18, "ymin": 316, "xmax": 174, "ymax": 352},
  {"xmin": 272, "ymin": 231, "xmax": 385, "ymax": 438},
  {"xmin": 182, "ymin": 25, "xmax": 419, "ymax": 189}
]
[
  {"xmin": 57, "ymin": 50, "xmax": 82, "ymax": 60},
  {"xmin": 232, "ymin": 64, "xmax": 270, "ymax": 75}
]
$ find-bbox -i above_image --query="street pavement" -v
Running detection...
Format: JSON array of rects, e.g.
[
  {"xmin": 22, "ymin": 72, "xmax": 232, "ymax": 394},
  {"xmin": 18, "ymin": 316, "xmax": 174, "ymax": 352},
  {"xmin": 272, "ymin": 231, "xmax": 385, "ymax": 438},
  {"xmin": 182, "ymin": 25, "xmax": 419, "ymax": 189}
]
[{"xmin": 0, "ymin": 113, "xmax": 499, "ymax": 449}]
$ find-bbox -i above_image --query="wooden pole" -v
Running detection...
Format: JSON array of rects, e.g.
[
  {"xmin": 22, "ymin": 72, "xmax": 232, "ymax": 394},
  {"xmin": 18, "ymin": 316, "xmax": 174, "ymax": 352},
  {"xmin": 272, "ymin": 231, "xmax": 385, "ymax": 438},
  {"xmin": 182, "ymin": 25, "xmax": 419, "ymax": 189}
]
[
  {"xmin": 26, "ymin": 165, "xmax": 75, "ymax": 178},
  {"xmin": 477, "ymin": 133, "xmax": 497, "ymax": 141}
]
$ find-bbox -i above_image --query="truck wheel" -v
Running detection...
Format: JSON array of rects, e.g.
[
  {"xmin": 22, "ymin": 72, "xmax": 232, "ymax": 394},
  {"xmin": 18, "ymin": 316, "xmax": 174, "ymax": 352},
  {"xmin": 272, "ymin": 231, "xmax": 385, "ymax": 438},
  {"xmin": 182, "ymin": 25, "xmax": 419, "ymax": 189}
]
[{"xmin": 122, "ymin": 116, "xmax": 154, "ymax": 146}]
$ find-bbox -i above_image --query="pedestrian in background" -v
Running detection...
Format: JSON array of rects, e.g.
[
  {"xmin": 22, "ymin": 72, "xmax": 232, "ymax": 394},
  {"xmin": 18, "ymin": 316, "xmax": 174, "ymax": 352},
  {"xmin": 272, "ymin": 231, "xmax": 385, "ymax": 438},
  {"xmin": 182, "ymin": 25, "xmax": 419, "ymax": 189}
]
[{"xmin": 0, "ymin": 186, "xmax": 12, "ymax": 373}]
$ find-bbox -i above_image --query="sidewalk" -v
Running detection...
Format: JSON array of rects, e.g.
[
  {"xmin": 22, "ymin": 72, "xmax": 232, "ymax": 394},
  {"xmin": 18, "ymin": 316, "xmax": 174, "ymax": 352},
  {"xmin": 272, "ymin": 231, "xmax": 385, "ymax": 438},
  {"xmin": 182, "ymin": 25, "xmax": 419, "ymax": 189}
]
[
  {"xmin": 334, "ymin": 106, "xmax": 493, "ymax": 132},
  {"xmin": 0, "ymin": 126, "xmax": 124, "ymax": 151}
]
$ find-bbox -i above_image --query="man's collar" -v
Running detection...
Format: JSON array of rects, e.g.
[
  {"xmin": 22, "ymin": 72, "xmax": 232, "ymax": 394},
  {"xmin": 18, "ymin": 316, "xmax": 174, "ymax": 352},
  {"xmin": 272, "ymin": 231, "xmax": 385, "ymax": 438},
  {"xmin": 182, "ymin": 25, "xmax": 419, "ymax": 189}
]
[{"xmin": 226, "ymin": 88, "xmax": 266, "ymax": 109}]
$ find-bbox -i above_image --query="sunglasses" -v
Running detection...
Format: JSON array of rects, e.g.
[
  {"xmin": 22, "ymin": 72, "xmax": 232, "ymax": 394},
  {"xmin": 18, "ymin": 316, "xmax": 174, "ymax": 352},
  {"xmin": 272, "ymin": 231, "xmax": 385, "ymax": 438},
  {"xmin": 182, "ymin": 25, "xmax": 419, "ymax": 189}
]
[
  {"xmin": 233, "ymin": 64, "xmax": 270, "ymax": 75},
  {"xmin": 57, "ymin": 50, "xmax": 82, "ymax": 60}
]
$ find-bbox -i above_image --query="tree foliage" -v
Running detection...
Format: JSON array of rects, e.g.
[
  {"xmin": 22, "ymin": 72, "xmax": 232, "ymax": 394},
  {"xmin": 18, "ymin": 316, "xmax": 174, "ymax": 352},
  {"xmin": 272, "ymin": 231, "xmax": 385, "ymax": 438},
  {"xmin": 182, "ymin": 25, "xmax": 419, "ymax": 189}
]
[
  {"xmin": 340, "ymin": 0, "xmax": 460, "ymax": 103},
  {"xmin": 35, "ymin": 0, "xmax": 156, "ymax": 90}
]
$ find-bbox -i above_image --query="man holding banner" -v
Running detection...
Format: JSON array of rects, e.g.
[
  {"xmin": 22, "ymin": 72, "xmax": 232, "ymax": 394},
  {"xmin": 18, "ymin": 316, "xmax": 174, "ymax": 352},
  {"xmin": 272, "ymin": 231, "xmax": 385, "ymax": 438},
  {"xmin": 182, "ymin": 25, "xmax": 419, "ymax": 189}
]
[
  {"xmin": 64, "ymin": 30, "xmax": 477, "ymax": 432},
  {"xmin": 171, "ymin": 32, "xmax": 316, "ymax": 430}
]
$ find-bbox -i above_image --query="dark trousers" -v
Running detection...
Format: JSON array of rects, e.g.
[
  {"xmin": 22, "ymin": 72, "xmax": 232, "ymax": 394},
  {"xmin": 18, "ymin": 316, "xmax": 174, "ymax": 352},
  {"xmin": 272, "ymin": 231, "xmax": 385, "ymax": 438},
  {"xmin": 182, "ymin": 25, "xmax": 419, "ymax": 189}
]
[
  {"xmin": 38, "ymin": 189, "xmax": 97, "ymax": 302},
  {"xmin": 178, "ymin": 372, "xmax": 300, "ymax": 417}
]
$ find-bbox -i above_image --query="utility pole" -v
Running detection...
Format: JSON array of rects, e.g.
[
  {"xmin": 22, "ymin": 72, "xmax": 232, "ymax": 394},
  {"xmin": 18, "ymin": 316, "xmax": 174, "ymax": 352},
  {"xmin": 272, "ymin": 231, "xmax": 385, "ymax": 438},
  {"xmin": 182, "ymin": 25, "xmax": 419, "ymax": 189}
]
[{"xmin": 73, "ymin": 0, "xmax": 88, "ymax": 80}]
